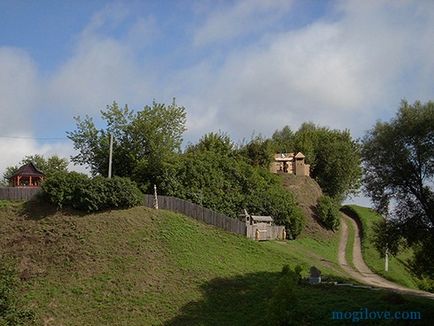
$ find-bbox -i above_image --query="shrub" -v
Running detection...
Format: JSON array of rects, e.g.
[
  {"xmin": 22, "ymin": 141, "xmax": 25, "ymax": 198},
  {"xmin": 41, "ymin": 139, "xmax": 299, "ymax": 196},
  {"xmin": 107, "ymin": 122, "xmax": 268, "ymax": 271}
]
[
  {"xmin": 267, "ymin": 265, "xmax": 301, "ymax": 325},
  {"xmin": 316, "ymin": 195, "xmax": 340, "ymax": 230},
  {"xmin": 41, "ymin": 171, "xmax": 88, "ymax": 208},
  {"xmin": 41, "ymin": 172, "xmax": 143, "ymax": 212}
]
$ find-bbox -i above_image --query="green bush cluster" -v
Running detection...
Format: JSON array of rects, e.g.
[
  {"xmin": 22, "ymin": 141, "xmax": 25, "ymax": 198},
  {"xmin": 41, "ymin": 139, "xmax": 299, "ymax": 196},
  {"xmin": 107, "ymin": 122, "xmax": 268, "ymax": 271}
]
[
  {"xmin": 41, "ymin": 172, "xmax": 143, "ymax": 212},
  {"xmin": 160, "ymin": 137, "xmax": 305, "ymax": 238},
  {"xmin": 316, "ymin": 195, "xmax": 340, "ymax": 230},
  {"xmin": 267, "ymin": 265, "xmax": 302, "ymax": 325},
  {"xmin": 0, "ymin": 261, "xmax": 34, "ymax": 325}
]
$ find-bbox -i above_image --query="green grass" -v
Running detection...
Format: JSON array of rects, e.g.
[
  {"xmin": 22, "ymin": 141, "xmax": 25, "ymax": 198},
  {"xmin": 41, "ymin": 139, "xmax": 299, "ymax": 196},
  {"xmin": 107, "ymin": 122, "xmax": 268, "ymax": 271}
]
[
  {"xmin": 1, "ymin": 204, "xmax": 433, "ymax": 325},
  {"xmin": 344, "ymin": 216, "xmax": 356, "ymax": 270},
  {"xmin": 342, "ymin": 205, "xmax": 419, "ymax": 289}
]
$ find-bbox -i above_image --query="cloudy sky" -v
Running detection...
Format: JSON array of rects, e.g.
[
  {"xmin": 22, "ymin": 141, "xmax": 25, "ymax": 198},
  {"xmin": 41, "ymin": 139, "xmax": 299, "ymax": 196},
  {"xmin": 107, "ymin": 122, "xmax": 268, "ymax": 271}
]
[{"xmin": 1, "ymin": 0, "xmax": 433, "ymax": 203}]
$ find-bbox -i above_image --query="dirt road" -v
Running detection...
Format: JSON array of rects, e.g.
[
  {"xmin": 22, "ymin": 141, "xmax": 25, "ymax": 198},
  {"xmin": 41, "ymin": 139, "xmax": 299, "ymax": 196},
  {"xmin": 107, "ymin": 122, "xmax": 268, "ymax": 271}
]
[{"xmin": 338, "ymin": 213, "xmax": 434, "ymax": 299}]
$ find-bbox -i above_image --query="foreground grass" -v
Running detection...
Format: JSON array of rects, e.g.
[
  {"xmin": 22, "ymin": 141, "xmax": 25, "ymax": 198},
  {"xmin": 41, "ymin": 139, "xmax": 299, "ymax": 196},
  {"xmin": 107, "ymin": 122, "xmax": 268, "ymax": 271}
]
[
  {"xmin": 342, "ymin": 205, "xmax": 419, "ymax": 289},
  {"xmin": 1, "ymin": 204, "xmax": 433, "ymax": 325}
]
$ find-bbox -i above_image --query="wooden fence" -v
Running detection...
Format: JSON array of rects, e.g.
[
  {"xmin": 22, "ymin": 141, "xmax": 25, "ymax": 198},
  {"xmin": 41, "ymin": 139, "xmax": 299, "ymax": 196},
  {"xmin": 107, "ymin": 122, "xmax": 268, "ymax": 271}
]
[
  {"xmin": 0, "ymin": 187, "xmax": 41, "ymax": 201},
  {"xmin": 144, "ymin": 194, "xmax": 247, "ymax": 236}
]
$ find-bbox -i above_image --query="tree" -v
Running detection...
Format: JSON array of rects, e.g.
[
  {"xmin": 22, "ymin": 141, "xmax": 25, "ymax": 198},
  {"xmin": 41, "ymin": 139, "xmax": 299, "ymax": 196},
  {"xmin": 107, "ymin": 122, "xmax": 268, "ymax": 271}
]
[
  {"xmin": 290, "ymin": 123, "xmax": 361, "ymax": 202},
  {"xmin": 67, "ymin": 100, "xmax": 186, "ymax": 192},
  {"xmin": 2, "ymin": 154, "xmax": 68, "ymax": 185},
  {"xmin": 238, "ymin": 135, "xmax": 274, "ymax": 168},
  {"xmin": 271, "ymin": 125, "xmax": 294, "ymax": 153},
  {"xmin": 161, "ymin": 132, "xmax": 305, "ymax": 237},
  {"xmin": 316, "ymin": 195, "xmax": 340, "ymax": 230},
  {"xmin": 362, "ymin": 100, "xmax": 434, "ymax": 277}
]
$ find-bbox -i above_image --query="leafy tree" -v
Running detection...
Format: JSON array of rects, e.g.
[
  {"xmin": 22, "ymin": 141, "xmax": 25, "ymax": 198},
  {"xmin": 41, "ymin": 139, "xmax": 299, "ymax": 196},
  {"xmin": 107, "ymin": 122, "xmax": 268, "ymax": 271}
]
[
  {"xmin": 316, "ymin": 195, "xmax": 340, "ymax": 230},
  {"xmin": 271, "ymin": 125, "xmax": 294, "ymax": 153},
  {"xmin": 291, "ymin": 123, "xmax": 361, "ymax": 201},
  {"xmin": 238, "ymin": 135, "xmax": 274, "ymax": 168},
  {"xmin": 185, "ymin": 132, "xmax": 234, "ymax": 156},
  {"xmin": 362, "ymin": 100, "xmax": 434, "ymax": 278},
  {"xmin": 67, "ymin": 100, "xmax": 186, "ymax": 192},
  {"xmin": 2, "ymin": 154, "xmax": 68, "ymax": 185},
  {"xmin": 162, "ymin": 133, "xmax": 305, "ymax": 237}
]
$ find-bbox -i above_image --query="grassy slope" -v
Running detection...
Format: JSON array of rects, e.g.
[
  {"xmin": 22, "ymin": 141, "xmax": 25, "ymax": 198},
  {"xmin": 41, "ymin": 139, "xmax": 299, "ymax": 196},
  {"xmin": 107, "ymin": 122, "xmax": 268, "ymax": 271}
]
[
  {"xmin": 342, "ymin": 205, "xmax": 418, "ymax": 289},
  {"xmin": 1, "ymin": 204, "xmax": 433, "ymax": 325},
  {"xmin": 344, "ymin": 216, "xmax": 356, "ymax": 270}
]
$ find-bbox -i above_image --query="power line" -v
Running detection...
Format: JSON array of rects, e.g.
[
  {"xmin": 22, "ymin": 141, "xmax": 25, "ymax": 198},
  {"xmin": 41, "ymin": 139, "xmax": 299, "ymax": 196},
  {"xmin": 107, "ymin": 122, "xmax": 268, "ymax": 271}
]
[{"xmin": 0, "ymin": 135, "xmax": 68, "ymax": 140}]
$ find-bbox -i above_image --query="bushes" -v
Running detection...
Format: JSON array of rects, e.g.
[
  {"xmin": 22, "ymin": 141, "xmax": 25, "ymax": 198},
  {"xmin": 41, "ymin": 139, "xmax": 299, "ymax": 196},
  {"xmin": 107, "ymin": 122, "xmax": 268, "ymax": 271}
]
[
  {"xmin": 316, "ymin": 195, "xmax": 340, "ymax": 230},
  {"xmin": 42, "ymin": 172, "xmax": 143, "ymax": 212},
  {"xmin": 161, "ymin": 146, "xmax": 305, "ymax": 238}
]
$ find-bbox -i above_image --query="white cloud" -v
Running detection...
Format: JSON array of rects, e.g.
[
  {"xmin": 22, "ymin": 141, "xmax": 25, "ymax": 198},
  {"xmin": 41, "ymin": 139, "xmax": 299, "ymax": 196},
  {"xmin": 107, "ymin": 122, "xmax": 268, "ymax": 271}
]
[
  {"xmin": 194, "ymin": 0, "xmax": 293, "ymax": 47},
  {"xmin": 178, "ymin": 0, "xmax": 434, "ymax": 141},
  {"xmin": 0, "ymin": 47, "xmax": 39, "ymax": 134},
  {"xmin": 2, "ymin": 0, "xmax": 434, "ymax": 177},
  {"xmin": 0, "ymin": 138, "xmax": 79, "ymax": 178},
  {"xmin": 46, "ymin": 4, "xmax": 155, "ymax": 116}
]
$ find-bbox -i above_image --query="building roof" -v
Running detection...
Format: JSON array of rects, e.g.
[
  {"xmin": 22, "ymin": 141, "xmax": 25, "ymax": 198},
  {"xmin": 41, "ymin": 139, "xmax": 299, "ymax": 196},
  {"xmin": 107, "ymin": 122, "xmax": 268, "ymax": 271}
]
[
  {"xmin": 274, "ymin": 153, "xmax": 294, "ymax": 161},
  {"xmin": 10, "ymin": 162, "xmax": 45, "ymax": 179},
  {"xmin": 251, "ymin": 215, "xmax": 274, "ymax": 222},
  {"xmin": 295, "ymin": 152, "xmax": 305, "ymax": 159}
]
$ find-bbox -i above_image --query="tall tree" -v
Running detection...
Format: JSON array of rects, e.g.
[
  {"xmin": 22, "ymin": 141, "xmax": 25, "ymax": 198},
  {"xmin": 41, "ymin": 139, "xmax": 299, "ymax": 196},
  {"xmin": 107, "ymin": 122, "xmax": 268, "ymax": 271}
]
[
  {"xmin": 362, "ymin": 100, "xmax": 434, "ymax": 277},
  {"xmin": 291, "ymin": 123, "xmax": 361, "ymax": 201},
  {"xmin": 271, "ymin": 126, "xmax": 294, "ymax": 153},
  {"xmin": 239, "ymin": 135, "xmax": 274, "ymax": 168},
  {"xmin": 67, "ymin": 100, "xmax": 186, "ymax": 191}
]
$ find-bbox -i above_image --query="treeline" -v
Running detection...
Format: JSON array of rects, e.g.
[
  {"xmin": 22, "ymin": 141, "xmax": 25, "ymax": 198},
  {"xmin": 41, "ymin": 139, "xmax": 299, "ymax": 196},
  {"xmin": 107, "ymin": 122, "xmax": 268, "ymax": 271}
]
[{"xmin": 63, "ymin": 101, "xmax": 360, "ymax": 237}]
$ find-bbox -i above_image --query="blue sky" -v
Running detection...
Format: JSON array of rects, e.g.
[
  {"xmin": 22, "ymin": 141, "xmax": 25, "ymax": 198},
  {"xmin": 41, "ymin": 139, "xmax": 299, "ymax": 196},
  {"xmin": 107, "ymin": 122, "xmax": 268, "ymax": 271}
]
[{"xmin": 1, "ymin": 0, "xmax": 434, "ymax": 205}]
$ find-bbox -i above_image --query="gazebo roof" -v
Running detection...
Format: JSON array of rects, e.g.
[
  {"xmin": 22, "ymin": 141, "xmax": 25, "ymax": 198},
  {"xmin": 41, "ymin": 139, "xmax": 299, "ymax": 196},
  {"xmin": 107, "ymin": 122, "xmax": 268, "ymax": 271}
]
[{"xmin": 10, "ymin": 162, "xmax": 45, "ymax": 179}]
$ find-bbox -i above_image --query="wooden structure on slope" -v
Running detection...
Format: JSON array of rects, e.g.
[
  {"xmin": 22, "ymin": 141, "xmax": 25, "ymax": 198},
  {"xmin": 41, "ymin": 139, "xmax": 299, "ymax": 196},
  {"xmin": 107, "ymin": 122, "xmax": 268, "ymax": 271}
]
[
  {"xmin": 9, "ymin": 162, "xmax": 44, "ymax": 187},
  {"xmin": 270, "ymin": 152, "xmax": 310, "ymax": 176},
  {"xmin": 242, "ymin": 209, "xmax": 286, "ymax": 241}
]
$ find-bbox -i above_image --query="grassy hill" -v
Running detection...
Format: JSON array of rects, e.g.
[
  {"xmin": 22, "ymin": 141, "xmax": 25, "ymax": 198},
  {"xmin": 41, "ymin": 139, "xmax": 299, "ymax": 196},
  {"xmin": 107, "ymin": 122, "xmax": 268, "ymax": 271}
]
[
  {"xmin": 341, "ymin": 205, "xmax": 419, "ymax": 289},
  {"xmin": 1, "ymin": 203, "xmax": 433, "ymax": 325},
  {"xmin": 279, "ymin": 174, "xmax": 334, "ymax": 240}
]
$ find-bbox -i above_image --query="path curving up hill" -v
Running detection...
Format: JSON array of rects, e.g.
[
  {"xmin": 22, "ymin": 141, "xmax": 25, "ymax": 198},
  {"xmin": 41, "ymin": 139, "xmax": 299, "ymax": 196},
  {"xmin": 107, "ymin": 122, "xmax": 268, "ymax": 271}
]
[{"xmin": 338, "ymin": 213, "xmax": 434, "ymax": 299}]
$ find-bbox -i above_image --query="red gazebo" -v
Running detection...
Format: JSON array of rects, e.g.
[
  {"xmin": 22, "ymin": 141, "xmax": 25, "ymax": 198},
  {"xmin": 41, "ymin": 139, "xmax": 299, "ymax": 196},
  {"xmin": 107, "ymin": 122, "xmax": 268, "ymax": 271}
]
[{"xmin": 9, "ymin": 162, "xmax": 45, "ymax": 187}]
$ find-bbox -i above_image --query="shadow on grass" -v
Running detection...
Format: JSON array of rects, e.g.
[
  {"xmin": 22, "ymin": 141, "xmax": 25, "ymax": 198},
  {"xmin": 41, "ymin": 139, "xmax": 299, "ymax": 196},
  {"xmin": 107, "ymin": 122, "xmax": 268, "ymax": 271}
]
[
  {"xmin": 164, "ymin": 271, "xmax": 362, "ymax": 326},
  {"xmin": 165, "ymin": 270, "xmax": 434, "ymax": 326},
  {"xmin": 18, "ymin": 197, "xmax": 87, "ymax": 220},
  {"xmin": 164, "ymin": 271, "xmax": 279, "ymax": 326}
]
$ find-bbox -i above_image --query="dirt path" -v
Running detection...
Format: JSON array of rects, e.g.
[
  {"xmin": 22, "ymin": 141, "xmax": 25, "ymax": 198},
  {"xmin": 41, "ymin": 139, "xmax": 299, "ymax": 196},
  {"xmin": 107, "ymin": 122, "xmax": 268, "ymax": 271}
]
[{"xmin": 338, "ymin": 213, "xmax": 434, "ymax": 299}]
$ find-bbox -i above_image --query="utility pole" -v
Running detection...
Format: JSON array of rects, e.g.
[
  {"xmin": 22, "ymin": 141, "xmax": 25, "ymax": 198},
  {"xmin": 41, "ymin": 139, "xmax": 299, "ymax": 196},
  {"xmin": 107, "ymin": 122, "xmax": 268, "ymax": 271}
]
[{"xmin": 108, "ymin": 133, "xmax": 113, "ymax": 178}]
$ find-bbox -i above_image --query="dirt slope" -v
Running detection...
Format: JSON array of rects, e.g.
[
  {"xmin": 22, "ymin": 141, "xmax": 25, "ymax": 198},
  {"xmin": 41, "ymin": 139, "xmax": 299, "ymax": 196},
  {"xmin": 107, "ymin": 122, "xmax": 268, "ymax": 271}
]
[{"xmin": 279, "ymin": 173, "xmax": 334, "ymax": 239}]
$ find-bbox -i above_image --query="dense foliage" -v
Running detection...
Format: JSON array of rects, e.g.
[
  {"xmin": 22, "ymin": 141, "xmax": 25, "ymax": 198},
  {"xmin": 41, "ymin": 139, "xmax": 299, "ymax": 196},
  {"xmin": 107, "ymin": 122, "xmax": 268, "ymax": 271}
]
[
  {"xmin": 160, "ymin": 133, "xmax": 305, "ymax": 238},
  {"xmin": 362, "ymin": 100, "xmax": 434, "ymax": 279},
  {"xmin": 67, "ymin": 100, "xmax": 186, "ymax": 193},
  {"xmin": 316, "ymin": 195, "xmax": 340, "ymax": 230},
  {"xmin": 0, "ymin": 261, "xmax": 34, "ymax": 325},
  {"xmin": 271, "ymin": 123, "xmax": 361, "ymax": 202},
  {"xmin": 41, "ymin": 172, "xmax": 142, "ymax": 212}
]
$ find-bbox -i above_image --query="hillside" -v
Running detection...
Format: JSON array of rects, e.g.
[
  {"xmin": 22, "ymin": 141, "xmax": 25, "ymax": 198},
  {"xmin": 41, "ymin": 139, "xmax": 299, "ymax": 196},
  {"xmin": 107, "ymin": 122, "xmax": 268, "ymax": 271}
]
[
  {"xmin": 342, "ymin": 205, "xmax": 420, "ymax": 289},
  {"xmin": 279, "ymin": 173, "xmax": 334, "ymax": 239},
  {"xmin": 1, "ymin": 203, "xmax": 434, "ymax": 325}
]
